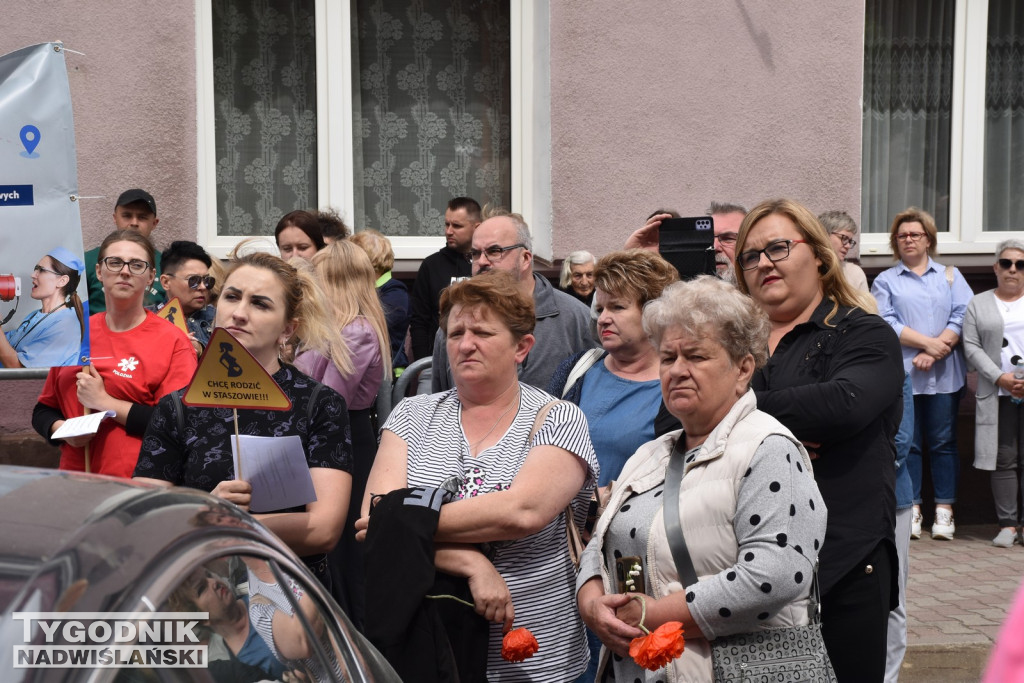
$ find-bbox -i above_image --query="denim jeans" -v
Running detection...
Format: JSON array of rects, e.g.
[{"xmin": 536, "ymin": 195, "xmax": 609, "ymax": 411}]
[
  {"xmin": 909, "ymin": 391, "xmax": 962, "ymax": 504},
  {"xmin": 894, "ymin": 372, "xmax": 914, "ymax": 510}
]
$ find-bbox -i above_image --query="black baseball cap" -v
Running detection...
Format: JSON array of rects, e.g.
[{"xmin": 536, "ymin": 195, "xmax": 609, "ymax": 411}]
[{"xmin": 115, "ymin": 189, "xmax": 157, "ymax": 215}]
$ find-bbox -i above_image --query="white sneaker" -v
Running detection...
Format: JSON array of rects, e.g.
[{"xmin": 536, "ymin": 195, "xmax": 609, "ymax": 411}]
[
  {"xmin": 993, "ymin": 528, "xmax": 1018, "ymax": 548},
  {"xmin": 911, "ymin": 508, "xmax": 922, "ymax": 539},
  {"xmin": 932, "ymin": 508, "xmax": 955, "ymax": 540}
]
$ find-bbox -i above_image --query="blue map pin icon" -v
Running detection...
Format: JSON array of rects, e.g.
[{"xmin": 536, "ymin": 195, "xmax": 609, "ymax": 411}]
[{"xmin": 20, "ymin": 125, "xmax": 40, "ymax": 157}]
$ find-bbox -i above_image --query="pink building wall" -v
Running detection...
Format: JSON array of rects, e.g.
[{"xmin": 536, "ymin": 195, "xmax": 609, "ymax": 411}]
[
  {"xmin": 548, "ymin": 1, "xmax": 866, "ymax": 257},
  {"xmin": 0, "ymin": 1, "xmax": 869, "ymax": 446}
]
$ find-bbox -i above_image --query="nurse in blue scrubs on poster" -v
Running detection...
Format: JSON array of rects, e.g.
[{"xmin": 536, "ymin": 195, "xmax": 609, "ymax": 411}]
[{"xmin": 0, "ymin": 247, "xmax": 86, "ymax": 368}]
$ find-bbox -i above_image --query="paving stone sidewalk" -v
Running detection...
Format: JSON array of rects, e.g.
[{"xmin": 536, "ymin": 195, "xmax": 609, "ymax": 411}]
[{"xmin": 900, "ymin": 524, "xmax": 1023, "ymax": 682}]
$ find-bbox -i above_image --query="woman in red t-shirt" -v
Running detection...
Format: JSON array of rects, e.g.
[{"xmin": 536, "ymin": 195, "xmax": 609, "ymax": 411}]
[{"xmin": 32, "ymin": 230, "xmax": 197, "ymax": 478}]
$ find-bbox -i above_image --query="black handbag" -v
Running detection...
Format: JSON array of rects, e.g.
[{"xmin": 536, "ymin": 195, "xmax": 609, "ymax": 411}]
[{"xmin": 663, "ymin": 441, "xmax": 838, "ymax": 682}]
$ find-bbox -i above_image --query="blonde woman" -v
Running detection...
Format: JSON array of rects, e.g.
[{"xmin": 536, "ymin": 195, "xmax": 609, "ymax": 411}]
[
  {"xmin": 134, "ymin": 250, "xmax": 353, "ymax": 590},
  {"xmin": 351, "ymin": 229, "xmax": 410, "ymax": 369},
  {"xmin": 295, "ymin": 239, "xmax": 391, "ymax": 628}
]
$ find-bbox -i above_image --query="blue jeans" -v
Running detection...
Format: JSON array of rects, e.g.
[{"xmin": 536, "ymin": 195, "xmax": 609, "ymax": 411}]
[
  {"xmin": 909, "ymin": 392, "xmax": 961, "ymax": 504},
  {"xmin": 894, "ymin": 373, "xmax": 914, "ymax": 510}
]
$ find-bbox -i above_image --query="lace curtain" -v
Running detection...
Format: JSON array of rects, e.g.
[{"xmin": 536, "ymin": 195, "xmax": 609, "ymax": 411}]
[
  {"xmin": 862, "ymin": 1, "xmax": 954, "ymax": 234},
  {"xmin": 212, "ymin": 0, "xmax": 317, "ymax": 237},
  {"xmin": 984, "ymin": 0, "xmax": 1024, "ymax": 231},
  {"xmin": 350, "ymin": 0, "xmax": 511, "ymax": 236}
]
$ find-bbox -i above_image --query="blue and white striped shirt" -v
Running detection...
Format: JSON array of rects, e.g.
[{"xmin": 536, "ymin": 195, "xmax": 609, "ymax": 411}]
[{"xmin": 384, "ymin": 384, "xmax": 598, "ymax": 682}]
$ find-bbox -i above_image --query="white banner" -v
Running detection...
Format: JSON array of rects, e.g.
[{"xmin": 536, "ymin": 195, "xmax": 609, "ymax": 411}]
[{"xmin": 0, "ymin": 42, "xmax": 88, "ymax": 368}]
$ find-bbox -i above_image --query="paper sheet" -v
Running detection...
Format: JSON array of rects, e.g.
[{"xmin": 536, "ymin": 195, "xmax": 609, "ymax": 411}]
[
  {"xmin": 50, "ymin": 411, "xmax": 117, "ymax": 440},
  {"xmin": 230, "ymin": 434, "xmax": 317, "ymax": 513}
]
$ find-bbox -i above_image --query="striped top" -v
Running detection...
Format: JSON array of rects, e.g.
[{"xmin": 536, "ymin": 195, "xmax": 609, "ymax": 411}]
[{"xmin": 384, "ymin": 384, "xmax": 599, "ymax": 682}]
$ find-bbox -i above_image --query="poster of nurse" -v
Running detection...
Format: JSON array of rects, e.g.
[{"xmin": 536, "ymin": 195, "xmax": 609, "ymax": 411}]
[{"xmin": 0, "ymin": 42, "xmax": 90, "ymax": 368}]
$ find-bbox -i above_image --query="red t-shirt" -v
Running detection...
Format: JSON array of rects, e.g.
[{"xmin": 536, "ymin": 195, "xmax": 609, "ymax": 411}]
[{"xmin": 39, "ymin": 312, "xmax": 198, "ymax": 478}]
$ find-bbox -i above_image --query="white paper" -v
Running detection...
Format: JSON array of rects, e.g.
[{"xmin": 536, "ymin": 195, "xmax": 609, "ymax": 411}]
[
  {"xmin": 50, "ymin": 411, "xmax": 117, "ymax": 440},
  {"xmin": 230, "ymin": 434, "xmax": 317, "ymax": 513}
]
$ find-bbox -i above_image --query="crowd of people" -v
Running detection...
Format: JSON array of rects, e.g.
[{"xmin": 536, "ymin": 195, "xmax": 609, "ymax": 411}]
[{"xmin": 18, "ymin": 186, "xmax": 1023, "ymax": 682}]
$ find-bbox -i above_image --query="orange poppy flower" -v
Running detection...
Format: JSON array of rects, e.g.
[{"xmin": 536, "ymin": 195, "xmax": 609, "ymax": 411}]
[
  {"xmin": 629, "ymin": 621, "xmax": 685, "ymax": 671},
  {"xmin": 501, "ymin": 627, "xmax": 540, "ymax": 662}
]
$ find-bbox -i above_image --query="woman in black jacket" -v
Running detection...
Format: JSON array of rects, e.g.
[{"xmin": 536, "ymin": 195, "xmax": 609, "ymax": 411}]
[{"xmin": 734, "ymin": 198, "xmax": 904, "ymax": 682}]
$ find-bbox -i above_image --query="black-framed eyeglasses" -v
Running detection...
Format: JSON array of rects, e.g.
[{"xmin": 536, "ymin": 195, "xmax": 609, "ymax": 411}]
[
  {"xmin": 737, "ymin": 239, "xmax": 810, "ymax": 271},
  {"xmin": 32, "ymin": 265, "xmax": 62, "ymax": 277},
  {"xmin": 100, "ymin": 256, "xmax": 151, "ymax": 275},
  {"xmin": 167, "ymin": 273, "xmax": 216, "ymax": 290},
  {"xmin": 836, "ymin": 234, "xmax": 858, "ymax": 248},
  {"xmin": 467, "ymin": 243, "xmax": 526, "ymax": 263},
  {"xmin": 998, "ymin": 258, "xmax": 1024, "ymax": 271},
  {"xmin": 715, "ymin": 232, "xmax": 738, "ymax": 245}
]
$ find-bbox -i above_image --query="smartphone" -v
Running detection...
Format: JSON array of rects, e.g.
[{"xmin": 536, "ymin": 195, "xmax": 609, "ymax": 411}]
[
  {"xmin": 615, "ymin": 556, "xmax": 646, "ymax": 594},
  {"xmin": 659, "ymin": 216, "xmax": 716, "ymax": 280}
]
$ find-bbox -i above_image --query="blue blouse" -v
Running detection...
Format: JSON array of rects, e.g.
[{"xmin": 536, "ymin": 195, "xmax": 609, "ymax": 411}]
[
  {"xmin": 579, "ymin": 360, "xmax": 661, "ymax": 486},
  {"xmin": 872, "ymin": 257, "xmax": 973, "ymax": 395}
]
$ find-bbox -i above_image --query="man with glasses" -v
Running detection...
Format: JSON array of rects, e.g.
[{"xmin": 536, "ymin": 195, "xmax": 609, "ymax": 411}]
[
  {"xmin": 706, "ymin": 201, "xmax": 746, "ymax": 283},
  {"xmin": 85, "ymin": 189, "xmax": 165, "ymax": 314},
  {"xmin": 431, "ymin": 209, "xmax": 596, "ymax": 392},
  {"xmin": 625, "ymin": 201, "xmax": 747, "ymax": 283},
  {"xmin": 155, "ymin": 241, "xmax": 217, "ymax": 355}
]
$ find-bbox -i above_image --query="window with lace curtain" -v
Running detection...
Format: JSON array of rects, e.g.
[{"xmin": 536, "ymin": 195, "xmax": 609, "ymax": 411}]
[
  {"xmin": 863, "ymin": 0, "xmax": 1024, "ymax": 240},
  {"xmin": 207, "ymin": 0, "xmax": 510, "ymax": 243},
  {"xmin": 212, "ymin": 0, "xmax": 318, "ymax": 238},
  {"xmin": 350, "ymin": 0, "xmax": 511, "ymax": 237}
]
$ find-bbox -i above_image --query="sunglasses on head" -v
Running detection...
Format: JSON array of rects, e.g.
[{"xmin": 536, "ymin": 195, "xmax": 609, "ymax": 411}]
[{"xmin": 998, "ymin": 259, "xmax": 1024, "ymax": 271}]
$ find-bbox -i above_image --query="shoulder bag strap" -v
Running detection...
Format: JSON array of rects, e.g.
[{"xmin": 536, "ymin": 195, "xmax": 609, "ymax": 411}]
[
  {"xmin": 531, "ymin": 400, "xmax": 586, "ymax": 568},
  {"xmin": 562, "ymin": 348, "xmax": 605, "ymax": 398},
  {"xmin": 307, "ymin": 381, "xmax": 324, "ymax": 424},
  {"xmin": 663, "ymin": 439, "xmax": 699, "ymax": 588},
  {"xmin": 171, "ymin": 391, "xmax": 186, "ymax": 437}
]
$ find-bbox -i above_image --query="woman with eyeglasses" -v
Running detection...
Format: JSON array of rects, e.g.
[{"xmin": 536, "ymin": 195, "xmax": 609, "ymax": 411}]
[
  {"xmin": 0, "ymin": 247, "xmax": 86, "ymax": 368},
  {"xmin": 32, "ymin": 230, "xmax": 197, "ymax": 478},
  {"xmin": 963, "ymin": 241, "xmax": 1024, "ymax": 548},
  {"xmin": 733, "ymin": 198, "xmax": 904, "ymax": 681},
  {"xmin": 819, "ymin": 210, "xmax": 869, "ymax": 293},
  {"xmin": 872, "ymin": 208, "xmax": 973, "ymax": 542}
]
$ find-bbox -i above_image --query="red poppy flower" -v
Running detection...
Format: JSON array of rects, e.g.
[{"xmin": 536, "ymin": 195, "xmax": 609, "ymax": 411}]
[
  {"xmin": 629, "ymin": 621, "xmax": 685, "ymax": 671},
  {"xmin": 501, "ymin": 627, "xmax": 540, "ymax": 662}
]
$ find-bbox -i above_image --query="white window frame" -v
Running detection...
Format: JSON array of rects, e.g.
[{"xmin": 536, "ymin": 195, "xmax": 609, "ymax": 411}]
[
  {"xmin": 861, "ymin": 0, "xmax": 1023, "ymax": 259},
  {"xmin": 195, "ymin": 1, "xmax": 550, "ymax": 261}
]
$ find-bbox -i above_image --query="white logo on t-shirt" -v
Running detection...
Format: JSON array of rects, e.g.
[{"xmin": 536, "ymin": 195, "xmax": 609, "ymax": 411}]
[{"xmin": 114, "ymin": 356, "xmax": 139, "ymax": 378}]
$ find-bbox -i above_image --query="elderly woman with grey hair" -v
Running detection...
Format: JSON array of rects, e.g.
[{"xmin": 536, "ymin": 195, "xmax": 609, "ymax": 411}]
[
  {"xmin": 818, "ymin": 210, "xmax": 869, "ymax": 293},
  {"xmin": 560, "ymin": 250, "xmax": 598, "ymax": 306},
  {"xmin": 576, "ymin": 275, "xmax": 827, "ymax": 682},
  {"xmin": 964, "ymin": 239, "xmax": 1024, "ymax": 548}
]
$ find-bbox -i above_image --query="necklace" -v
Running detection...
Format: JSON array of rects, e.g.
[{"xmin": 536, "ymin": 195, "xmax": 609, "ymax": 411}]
[
  {"xmin": 466, "ymin": 388, "xmax": 520, "ymax": 454},
  {"xmin": 996, "ymin": 292, "xmax": 1024, "ymax": 312}
]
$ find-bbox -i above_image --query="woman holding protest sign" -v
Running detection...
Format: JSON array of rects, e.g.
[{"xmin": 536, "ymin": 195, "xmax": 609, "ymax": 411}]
[
  {"xmin": 134, "ymin": 249, "xmax": 353, "ymax": 589},
  {"xmin": 31, "ymin": 231, "xmax": 196, "ymax": 478}
]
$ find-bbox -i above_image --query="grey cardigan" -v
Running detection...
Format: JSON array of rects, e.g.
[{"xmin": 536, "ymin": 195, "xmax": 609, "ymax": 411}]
[{"xmin": 963, "ymin": 290, "xmax": 1006, "ymax": 470}]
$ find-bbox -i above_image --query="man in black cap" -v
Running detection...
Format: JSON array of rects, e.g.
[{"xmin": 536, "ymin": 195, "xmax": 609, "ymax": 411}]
[{"xmin": 85, "ymin": 189, "xmax": 165, "ymax": 314}]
